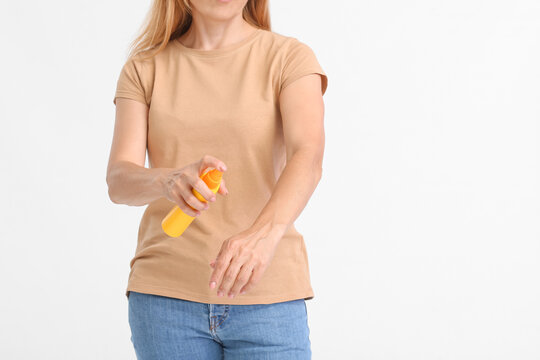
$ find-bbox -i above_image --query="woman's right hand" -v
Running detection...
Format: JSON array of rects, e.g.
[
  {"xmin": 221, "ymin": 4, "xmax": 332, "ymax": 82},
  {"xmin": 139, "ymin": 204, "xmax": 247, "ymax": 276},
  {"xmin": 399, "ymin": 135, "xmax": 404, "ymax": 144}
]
[{"xmin": 161, "ymin": 155, "xmax": 228, "ymax": 217}]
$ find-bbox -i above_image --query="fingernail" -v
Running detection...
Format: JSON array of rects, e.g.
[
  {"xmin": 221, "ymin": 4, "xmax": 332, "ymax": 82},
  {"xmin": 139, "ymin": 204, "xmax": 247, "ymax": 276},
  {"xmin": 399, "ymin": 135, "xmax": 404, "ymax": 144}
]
[
  {"xmin": 228, "ymin": 293, "xmax": 234, "ymax": 298},
  {"xmin": 240, "ymin": 290, "xmax": 246, "ymax": 295},
  {"xmin": 209, "ymin": 281, "xmax": 216, "ymax": 289},
  {"xmin": 217, "ymin": 291, "xmax": 223, "ymax": 297},
  {"xmin": 211, "ymin": 197, "xmax": 216, "ymax": 202}
]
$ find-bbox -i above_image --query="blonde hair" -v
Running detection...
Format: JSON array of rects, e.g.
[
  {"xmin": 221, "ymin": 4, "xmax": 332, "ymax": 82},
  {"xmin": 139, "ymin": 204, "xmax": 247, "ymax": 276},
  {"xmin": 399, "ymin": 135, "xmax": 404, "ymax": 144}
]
[{"xmin": 126, "ymin": 0, "xmax": 271, "ymax": 61}]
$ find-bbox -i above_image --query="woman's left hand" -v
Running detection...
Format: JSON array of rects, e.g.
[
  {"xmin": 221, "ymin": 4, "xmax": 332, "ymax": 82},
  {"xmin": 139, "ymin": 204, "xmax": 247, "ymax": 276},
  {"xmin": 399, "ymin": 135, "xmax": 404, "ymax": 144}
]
[{"xmin": 208, "ymin": 226, "xmax": 282, "ymax": 299}]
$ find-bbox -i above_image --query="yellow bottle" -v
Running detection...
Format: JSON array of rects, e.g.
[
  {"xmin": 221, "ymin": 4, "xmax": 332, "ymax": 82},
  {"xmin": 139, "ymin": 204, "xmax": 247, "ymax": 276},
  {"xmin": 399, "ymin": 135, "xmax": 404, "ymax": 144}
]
[{"xmin": 161, "ymin": 168, "xmax": 223, "ymax": 238}]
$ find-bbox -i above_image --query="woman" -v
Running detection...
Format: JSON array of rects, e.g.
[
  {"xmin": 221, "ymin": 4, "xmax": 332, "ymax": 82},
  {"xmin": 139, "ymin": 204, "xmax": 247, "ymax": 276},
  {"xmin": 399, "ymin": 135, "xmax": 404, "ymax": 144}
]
[{"xmin": 107, "ymin": 0, "xmax": 328, "ymax": 358}]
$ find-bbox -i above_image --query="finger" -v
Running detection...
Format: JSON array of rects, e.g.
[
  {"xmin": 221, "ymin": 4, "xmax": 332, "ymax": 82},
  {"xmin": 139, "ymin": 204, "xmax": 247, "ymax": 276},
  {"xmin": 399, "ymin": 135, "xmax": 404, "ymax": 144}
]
[
  {"xmin": 199, "ymin": 154, "xmax": 227, "ymax": 174},
  {"xmin": 191, "ymin": 177, "xmax": 216, "ymax": 203},
  {"xmin": 217, "ymin": 179, "xmax": 229, "ymax": 196},
  {"xmin": 239, "ymin": 263, "xmax": 265, "ymax": 295},
  {"xmin": 218, "ymin": 258, "xmax": 244, "ymax": 298},
  {"xmin": 228, "ymin": 262, "xmax": 255, "ymax": 298},
  {"xmin": 173, "ymin": 188, "xmax": 201, "ymax": 217},
  {"xmin": 209, "ymin": 247, "xmax": 232, "ymax": 291},
  {"xmin": 181, "ymin": 184, "xmax": 208, "ymax": 212}
]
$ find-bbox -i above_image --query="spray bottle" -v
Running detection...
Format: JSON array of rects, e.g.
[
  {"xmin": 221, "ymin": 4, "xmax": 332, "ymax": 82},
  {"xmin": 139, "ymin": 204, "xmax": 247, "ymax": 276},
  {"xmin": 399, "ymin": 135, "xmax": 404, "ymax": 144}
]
[{"xmin": 161, "ymin": 168, "xmax": 223, "ymax": 237}]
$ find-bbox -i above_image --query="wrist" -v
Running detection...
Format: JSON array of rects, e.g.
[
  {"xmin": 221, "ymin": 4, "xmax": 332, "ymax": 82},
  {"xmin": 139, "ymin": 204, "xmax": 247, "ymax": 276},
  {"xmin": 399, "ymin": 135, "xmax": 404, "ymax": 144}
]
[
  {"xmin": 249, "ymin": 217, "xmax": 288, "ymax": 244},
  {"xmin": 154, "ymin": 168, "xmax": 172, "ymax": 198}
]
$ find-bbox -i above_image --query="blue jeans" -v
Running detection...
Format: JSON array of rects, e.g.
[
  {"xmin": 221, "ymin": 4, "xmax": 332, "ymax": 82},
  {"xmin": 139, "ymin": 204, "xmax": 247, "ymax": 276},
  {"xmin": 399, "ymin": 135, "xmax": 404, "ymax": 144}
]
[{"xmin": 128, "ymin": 291, "xmax": 312, "ymax": 359}]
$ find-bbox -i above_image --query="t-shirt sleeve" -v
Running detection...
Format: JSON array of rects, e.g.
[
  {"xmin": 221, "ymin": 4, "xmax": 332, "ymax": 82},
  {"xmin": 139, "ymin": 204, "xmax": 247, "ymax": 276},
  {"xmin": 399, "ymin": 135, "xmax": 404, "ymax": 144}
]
[
  {"xmin": 280, "ymin": 38, "xmax": 328, "ymax": 96},
  {"xmin": 113, "ymin": 58, "xmax": 148, "ymax": 106}
]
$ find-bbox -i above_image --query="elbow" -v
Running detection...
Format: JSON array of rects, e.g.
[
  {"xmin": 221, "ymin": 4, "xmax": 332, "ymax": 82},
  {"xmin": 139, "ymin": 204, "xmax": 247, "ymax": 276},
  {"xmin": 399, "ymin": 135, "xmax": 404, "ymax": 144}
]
[
  {"xmin": 306, "ymin": 152, "xmax": 323, "ymax": 186},
  {"xmin": 106, "ymin": 170, "xmax": 122, "ymax": 204},
  {"xmin": 312, "ymin": 156, "xmax": 323, "ymax": 185},
  {"xmin": 316, "ymin": 165, "xmax": 323, "ymax": 184},
  {"xmin": 108, "ymin": 186, "xmax": 120, "ymax": 204},
  {"xmin": 312, "ymin": 148, "xmax": 324, "ymax": 184},
  {"xmin": 107, "ymin": 178, "xmax": 120, "ymax": 204}
]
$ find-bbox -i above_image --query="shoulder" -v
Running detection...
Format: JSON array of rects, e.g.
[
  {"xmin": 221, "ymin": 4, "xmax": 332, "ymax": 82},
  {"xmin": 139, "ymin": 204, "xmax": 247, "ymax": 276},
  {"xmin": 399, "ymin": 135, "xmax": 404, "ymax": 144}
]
[
  {"xmin": 114, "ymin": 50, "xmax": 158, "ymax": 106},
  {"xmin": 121, "ymin": 50, "xmax": 158, "ymax": 87},
  {"xmin": 125, "ymin": 50, "xmax": 157, "ymax": 73},
  {"xmin": 260, "ymin": 31, "xmax": 327, "ymax": 96},
  {"xmin": 257, "ymin": 29, "xmax": 315, "ymax": 57}
]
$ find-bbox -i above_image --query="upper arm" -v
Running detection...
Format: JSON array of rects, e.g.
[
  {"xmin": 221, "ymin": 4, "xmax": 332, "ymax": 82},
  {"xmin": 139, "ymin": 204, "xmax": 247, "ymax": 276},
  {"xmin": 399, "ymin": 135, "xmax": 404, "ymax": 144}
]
[
  {"xmin": 278, "ymin": 38, "xmax": 328, "ymax": 165},
  {"xmin": 107, "ymin": 98, "xmax": 148, "ymax": 175},
  {"xmin": 107, "ymin": 57, "xmax": 150, "ymax": 178},
  {"xmin": 279, "ymin": 73, "xmax": 326, "ymax": 165}
]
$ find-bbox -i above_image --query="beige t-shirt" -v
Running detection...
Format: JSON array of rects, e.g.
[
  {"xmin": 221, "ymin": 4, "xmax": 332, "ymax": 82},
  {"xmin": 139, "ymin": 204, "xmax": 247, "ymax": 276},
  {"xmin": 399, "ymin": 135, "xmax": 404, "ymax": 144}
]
[{"xmin": 113, "ymin": 27, "xmax": 328, "ymax": 305}]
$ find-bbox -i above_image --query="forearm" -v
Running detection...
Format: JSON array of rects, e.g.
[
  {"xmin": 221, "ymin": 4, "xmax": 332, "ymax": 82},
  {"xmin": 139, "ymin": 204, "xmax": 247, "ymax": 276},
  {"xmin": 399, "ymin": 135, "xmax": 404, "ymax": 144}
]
[
  {"xmin": 107, "ymin": 160, "xmax": 171, "ymax": 206},
  {"xmin": 249, "ymin": 149, "xmax": 323, "ymax": 241}
]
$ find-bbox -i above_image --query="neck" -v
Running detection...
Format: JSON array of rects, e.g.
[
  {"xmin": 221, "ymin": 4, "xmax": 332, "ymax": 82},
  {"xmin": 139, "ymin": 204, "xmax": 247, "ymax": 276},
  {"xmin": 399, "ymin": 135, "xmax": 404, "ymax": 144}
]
[{"xmin": 179, "ymin": 16, "xmax": 257, "ymax": 51}]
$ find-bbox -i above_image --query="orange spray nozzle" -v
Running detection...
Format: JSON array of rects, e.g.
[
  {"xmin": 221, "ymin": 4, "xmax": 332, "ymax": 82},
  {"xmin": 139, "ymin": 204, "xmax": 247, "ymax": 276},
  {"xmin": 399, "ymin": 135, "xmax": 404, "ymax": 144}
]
[
  {"xmin": 207, "ymin": 168, "xmax": 222, "ymax": 184},
  {"xmin": 202, "ymin": 168, "xmax": 223, "ymax": 189}
]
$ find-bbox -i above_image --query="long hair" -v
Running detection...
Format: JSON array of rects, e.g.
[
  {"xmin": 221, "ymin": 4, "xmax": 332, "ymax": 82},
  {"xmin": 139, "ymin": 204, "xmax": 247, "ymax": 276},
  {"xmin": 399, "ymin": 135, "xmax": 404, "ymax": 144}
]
[{"xmin": 125, "ymin": 0, "xmax": 271, "ymax": 61}]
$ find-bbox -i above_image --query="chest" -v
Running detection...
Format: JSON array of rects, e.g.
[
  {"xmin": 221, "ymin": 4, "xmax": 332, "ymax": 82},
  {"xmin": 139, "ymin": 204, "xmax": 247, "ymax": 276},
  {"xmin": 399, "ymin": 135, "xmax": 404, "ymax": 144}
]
[{"xmin": 146, "ymin": 54, "xmax": 284, "ymax": 167}]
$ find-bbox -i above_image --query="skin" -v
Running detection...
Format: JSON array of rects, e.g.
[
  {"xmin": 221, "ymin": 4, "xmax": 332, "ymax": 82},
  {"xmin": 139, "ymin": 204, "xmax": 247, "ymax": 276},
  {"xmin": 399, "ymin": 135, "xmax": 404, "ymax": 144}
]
[{"xmin": 107, "ymin": 0, "xmax": 325, "ymax": 299}]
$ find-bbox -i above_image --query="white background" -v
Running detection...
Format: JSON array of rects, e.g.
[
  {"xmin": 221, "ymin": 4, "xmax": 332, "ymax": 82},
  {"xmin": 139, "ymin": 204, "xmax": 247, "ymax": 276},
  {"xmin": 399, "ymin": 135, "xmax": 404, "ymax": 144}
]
[{"xmin": 1, "ymin": 0, "xmax": 539, "ymax": 359}]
